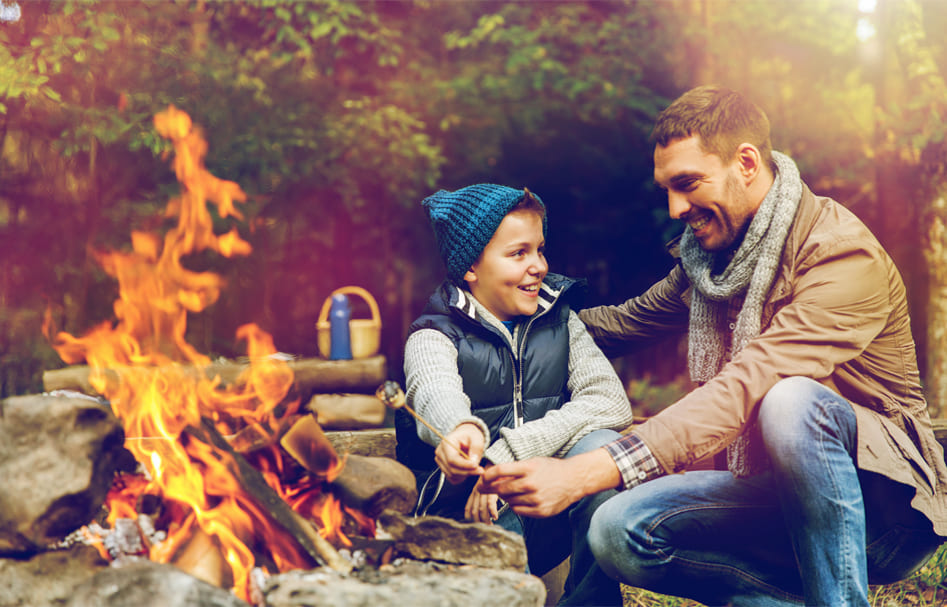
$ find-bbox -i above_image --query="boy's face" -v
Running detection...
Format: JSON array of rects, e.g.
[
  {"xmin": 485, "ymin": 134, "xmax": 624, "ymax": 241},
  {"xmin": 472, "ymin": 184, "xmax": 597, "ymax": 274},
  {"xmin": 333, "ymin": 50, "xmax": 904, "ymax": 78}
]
[{"xmin": 464, "ymin": 209, "xmax": 548, "ymax": 321}]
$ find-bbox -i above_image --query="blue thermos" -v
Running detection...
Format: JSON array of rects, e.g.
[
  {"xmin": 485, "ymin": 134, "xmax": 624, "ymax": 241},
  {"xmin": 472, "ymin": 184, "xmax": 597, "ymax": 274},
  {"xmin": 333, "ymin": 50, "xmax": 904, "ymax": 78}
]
[{"xmin": 328, "ymin": 293, "xmax": 353, "ymax": 360}]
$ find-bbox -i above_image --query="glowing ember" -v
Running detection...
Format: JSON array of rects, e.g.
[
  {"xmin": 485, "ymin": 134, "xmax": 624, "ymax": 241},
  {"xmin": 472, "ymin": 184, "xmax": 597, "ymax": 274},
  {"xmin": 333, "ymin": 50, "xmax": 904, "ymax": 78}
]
[{"xmin": 44, "ymin": 106, "xmax": 364, "ymax": 600}]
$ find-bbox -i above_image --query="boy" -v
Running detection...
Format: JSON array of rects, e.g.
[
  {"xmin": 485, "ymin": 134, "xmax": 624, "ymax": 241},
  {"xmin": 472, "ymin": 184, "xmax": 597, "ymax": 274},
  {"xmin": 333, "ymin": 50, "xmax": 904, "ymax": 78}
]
[{"xmin": 395, "ymin": 183, "xmax": 633, "ymax": 606}]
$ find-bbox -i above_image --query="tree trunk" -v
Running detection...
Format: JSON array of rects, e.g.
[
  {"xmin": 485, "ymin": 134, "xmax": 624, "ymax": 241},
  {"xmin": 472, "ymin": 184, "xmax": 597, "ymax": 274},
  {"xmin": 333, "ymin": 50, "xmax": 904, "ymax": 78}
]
[
  {"xmin": 924, "ymin": 197, "xmax": 947, "ymax": 418},
  {"xmin": 890, "ymin": 0, "xmax": 947, "ymax": 417}
]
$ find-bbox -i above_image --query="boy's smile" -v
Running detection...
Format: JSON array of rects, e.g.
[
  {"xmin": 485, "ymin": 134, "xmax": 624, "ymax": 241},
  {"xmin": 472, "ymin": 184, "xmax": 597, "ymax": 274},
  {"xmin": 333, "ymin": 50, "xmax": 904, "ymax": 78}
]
[{"xmin": 464, "ymin": 209, "xmax": 547, "ymax": 321}]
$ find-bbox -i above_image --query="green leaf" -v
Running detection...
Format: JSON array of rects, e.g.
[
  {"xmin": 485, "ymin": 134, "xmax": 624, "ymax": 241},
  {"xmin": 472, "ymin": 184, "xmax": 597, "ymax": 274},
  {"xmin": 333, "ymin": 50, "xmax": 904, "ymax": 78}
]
[{"xmin": 42, "ymin": 87, "xmax": 61, "ymax": 102}]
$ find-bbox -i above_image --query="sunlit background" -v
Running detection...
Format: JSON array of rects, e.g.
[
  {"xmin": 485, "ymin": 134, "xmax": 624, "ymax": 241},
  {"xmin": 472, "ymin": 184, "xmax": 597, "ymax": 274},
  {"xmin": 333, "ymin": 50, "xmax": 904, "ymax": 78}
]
[{"xmin": 2, "ymin": 0, "xmax": 947, "ymax": 414}]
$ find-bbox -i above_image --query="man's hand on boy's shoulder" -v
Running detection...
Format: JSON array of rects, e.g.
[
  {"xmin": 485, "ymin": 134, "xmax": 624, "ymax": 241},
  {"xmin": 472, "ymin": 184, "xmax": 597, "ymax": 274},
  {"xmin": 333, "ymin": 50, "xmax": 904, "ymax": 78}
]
[{"xmin": 480, "ymin": 449, "xmax": 622, "ymax": 518}]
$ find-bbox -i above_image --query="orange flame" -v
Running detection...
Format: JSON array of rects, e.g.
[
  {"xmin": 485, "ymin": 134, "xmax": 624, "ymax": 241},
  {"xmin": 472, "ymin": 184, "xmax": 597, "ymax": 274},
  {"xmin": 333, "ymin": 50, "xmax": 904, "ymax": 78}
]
[{"xmin": 47, "ymin": 106, "xmax": 353, "ymax": 600}]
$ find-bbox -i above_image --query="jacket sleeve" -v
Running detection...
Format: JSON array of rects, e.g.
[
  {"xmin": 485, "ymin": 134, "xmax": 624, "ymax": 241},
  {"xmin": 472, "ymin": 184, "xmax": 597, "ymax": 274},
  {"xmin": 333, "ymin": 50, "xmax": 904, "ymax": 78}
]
[
  {"xmin": 578, "ymin": 264, "xmax": 691, "ymax": 357},
  {"xmin": 634, "ymin": 233, "xmax": 894, "ymax": 474},
  {"xmin": 403, "ymin": 329, "xmax": 491, "ymax": 448},
  {"xmin": 485, "ymin": 311, "xmax": 635, "ymax": 464}
]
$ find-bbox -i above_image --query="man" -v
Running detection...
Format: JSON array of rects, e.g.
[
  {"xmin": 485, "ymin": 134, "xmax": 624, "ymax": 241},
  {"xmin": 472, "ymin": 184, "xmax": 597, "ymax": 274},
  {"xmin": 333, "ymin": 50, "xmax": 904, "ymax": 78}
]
[{"xmin": 480, "ymin": 85, "xmax": 947, "ymax": 606}]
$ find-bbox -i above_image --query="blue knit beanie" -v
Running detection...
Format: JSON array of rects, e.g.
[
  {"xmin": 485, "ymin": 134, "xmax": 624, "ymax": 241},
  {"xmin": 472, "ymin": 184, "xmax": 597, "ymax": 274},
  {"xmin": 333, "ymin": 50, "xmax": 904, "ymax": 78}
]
[{"xmin": 422, "ymin": 184, "xmax": 546, "ymax": 284}]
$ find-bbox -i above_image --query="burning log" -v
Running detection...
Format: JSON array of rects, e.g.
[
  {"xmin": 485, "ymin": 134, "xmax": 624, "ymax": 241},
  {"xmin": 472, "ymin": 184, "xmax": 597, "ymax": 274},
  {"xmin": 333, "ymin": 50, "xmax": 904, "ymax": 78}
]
[
  {"xmin": 329, "ymin": 454, "xmax": 417, "ymax": 518},
  {"xmin": 185, "ymin": 419, "xmax": 353, "ymax": 574},
  {"xmin": 280, "ymin": 415, "xmax": 416, "ymax": 519},
  {"xmin": 42, "ymin": 355, "xmax": 388, "ymax": 400},
  {"xmin": 170, "ymin": 527, "xmax": 231, "ymax": 589}
]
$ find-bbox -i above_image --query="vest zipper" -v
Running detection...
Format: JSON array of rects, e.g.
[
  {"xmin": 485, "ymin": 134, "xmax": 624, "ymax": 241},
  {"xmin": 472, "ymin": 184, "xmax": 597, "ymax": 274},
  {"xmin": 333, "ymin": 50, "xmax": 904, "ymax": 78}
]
[{"xmin": 512, "ymin": 313, "xmax": 541, "ymax": 427}]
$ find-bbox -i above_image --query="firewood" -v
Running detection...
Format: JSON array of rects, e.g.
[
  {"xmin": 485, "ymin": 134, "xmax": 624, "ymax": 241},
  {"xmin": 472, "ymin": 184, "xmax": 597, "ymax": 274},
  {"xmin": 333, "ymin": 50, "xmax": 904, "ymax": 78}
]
[
  {"xmin": 42, "ymin": 355, "xmax": 387, "ymax": 399},
  {"xmin": 329, "ymin": 454, "xmax": 417, "ymax": 518},
  {"xmin": 185, "ymin": 419, "xmax": 353, "ymax": 574},
  {"xmin": 308, "ymin": 393, "xmax": 386, "ymax": 430},
  {"xmin": 325, "ymin": 428, "xmax": 397, "ymax": 460},
  {"xmin": 170, "ymin": 527, "xmax": 230, "ymax": 589},
  {"xmin": 279, "ymin": 415, "xmax": 339, "ymax": 480}
]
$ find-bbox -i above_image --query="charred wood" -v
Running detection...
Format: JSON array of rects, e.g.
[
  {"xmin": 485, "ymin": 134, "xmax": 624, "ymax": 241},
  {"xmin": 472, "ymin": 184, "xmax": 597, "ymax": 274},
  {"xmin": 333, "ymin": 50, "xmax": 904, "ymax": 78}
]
[{"xmin": 185, "ymin": 419, "xmax": 353, "ymax": 574}]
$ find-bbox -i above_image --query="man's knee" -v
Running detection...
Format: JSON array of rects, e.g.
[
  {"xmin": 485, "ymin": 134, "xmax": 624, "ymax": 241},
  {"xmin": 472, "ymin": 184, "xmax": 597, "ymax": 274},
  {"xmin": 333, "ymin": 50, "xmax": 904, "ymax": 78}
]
[
  {"xmin": 758, "ymin": 376, "xmax": 856, "ymax": 458},
  {"xmin": 758, "ymin": 376, "xmax": 839, "ymax": 430},
  {"xmin": 760, "ymin": 376, "xmax": 820, "ymax": 413}
]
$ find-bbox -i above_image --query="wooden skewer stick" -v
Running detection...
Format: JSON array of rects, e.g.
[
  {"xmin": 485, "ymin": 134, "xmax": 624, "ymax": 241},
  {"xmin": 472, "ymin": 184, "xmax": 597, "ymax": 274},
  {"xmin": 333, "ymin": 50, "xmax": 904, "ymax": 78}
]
[{"xmin": 376, "ymin": 381, "xmax": 472, "ymax": 461}]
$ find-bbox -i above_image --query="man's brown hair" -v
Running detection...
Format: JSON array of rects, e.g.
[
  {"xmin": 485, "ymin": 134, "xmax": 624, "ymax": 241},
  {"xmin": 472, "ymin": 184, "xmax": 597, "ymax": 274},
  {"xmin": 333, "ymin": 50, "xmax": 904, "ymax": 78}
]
[{"xmin": 651, "ymin": 85, "xmax": 773, "ymax": 168}]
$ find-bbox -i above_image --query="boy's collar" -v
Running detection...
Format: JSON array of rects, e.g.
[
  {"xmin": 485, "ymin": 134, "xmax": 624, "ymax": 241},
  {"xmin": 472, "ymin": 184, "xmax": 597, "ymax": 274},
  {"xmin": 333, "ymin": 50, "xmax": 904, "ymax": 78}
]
[{"xmin": 449, "ymin": 278, "xmax": 562, "ymax": 323}]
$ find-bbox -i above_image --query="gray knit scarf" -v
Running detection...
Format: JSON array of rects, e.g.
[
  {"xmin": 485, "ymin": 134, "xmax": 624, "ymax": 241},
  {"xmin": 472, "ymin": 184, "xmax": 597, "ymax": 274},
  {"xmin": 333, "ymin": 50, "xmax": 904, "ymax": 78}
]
[{"xmin": 679, "ymin": 151, "xmax": 801, "ymax": 475}]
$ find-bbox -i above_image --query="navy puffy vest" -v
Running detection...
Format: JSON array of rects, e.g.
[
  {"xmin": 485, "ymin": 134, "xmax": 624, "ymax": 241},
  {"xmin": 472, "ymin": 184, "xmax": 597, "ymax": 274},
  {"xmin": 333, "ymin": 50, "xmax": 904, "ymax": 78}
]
[{"xmin": 395, "ymin": 273, "xmax": 581, "ymax": 477}]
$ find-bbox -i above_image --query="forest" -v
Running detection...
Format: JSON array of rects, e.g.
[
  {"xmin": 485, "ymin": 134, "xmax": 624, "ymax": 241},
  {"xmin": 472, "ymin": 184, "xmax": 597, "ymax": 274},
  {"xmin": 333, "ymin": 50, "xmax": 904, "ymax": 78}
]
[{"xmin": 3, "ymin": 0, "xmax": 947, "ymax": 415}]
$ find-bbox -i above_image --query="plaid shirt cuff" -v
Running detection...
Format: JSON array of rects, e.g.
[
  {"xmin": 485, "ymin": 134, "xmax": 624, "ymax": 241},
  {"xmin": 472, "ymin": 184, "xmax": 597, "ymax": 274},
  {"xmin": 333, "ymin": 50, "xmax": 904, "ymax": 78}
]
[{"xmin": 605, "ymin": 433, "xmax": 663, "ymax": 490}]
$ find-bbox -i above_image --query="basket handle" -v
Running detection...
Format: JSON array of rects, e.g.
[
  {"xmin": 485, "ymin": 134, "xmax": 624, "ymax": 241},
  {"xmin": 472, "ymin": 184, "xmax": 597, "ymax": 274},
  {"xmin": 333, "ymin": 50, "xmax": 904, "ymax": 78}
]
[{"xmin": 316, "ymin": 286, "xmax": 381, "ymax": 325}]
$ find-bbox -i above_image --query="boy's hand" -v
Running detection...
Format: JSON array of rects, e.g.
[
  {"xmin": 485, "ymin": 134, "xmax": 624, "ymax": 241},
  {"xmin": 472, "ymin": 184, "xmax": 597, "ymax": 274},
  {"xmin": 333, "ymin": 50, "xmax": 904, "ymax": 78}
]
[
  {"xmin": 464, "ymin": 477, "xmax": 500, "ymax": 524},
  {"xmin": 435, "ymin": 422, "xmax": 485, "ymax": 484}
]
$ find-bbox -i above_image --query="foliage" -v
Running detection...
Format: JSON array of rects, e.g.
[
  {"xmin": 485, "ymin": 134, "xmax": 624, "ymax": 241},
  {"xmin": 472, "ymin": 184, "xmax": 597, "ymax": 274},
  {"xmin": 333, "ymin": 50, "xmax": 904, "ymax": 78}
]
[{"xmin": 0, "ymin": 0, "xmax": 944, "ymax": 398}]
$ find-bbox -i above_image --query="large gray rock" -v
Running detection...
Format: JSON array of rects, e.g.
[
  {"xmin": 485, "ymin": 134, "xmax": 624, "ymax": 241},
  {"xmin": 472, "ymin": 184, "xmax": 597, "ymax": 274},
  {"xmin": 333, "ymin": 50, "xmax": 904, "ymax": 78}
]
[
  {"xmin": 263, "ymin": 560, "xmax": 546, "ymax": 607},
  {"xmin": 63, "ymin": 560, "xmax": 251, "ymax": 607},
  {"xmin": 0, "ymin": 545, "xmax": 108, "ymax": 606},
  {"xmin": 378, "ymin": 510, "xmax": 529, "ymax": 571},
  {"xmin": 0, "ymin": 393, "xmax": 127, "ymax": 554}
]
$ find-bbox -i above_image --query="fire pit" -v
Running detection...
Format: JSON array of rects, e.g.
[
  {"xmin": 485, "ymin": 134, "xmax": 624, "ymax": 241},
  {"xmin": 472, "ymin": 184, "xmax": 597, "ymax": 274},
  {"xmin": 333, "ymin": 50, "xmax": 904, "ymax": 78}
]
[{"xmin": 0, "ymin": 107, "xmax": 545, "ymax": 606}]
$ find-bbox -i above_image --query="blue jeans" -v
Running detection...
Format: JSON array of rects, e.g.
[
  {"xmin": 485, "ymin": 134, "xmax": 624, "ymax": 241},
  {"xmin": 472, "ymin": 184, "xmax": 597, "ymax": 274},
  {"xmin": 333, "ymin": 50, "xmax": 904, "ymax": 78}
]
[
  {"xmin": 496, "ymin": 428, "xmax": 623, "ymax": 606},
  {"xmin": 588, "ymin": 377, "xmax": 942, "ymax": 607}
]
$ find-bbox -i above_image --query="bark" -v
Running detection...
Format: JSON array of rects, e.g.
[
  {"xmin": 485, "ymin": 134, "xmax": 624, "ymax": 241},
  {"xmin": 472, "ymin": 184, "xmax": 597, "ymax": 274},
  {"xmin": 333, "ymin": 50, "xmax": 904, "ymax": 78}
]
[
  {"xmin": 308, "ymin": 393, "xmax": 386, "ymax": 430},
  {"xmin": 43, "ymin": 355, "xmax": 388, "ymax": 399},
  {"xmin": 325, "ymin": 428, "xmax": 397, "ymax": 460},
  {"xmin": 328, "ymin": 454, "xmax": 417, "ymax": 518}
]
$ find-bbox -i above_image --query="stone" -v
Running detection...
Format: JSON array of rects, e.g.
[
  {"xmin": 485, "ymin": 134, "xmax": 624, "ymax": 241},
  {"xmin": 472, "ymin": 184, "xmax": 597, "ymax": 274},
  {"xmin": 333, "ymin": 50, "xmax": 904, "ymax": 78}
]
[
  {"xmin": 63, "ymin": 560, "xmax": 251, "ymax": 607},
  {"xmin": 262, "ymin": 559, "xmax": 546, "ymax": 607},
  {"xmin": 378, "ymin": 510, "xmax": 528, "ymax": 571},
  {"xmin": 0, "ymin": 545, "xmax": 108, "ymax": 606},
  {"xmin": 0, "ymin": 392, "xmax": 128, "ymax": 554}
]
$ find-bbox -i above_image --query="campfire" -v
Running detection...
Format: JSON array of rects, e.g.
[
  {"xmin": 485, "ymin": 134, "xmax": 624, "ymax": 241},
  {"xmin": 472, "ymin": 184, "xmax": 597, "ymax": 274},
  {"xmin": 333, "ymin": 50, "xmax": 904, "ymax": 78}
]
[
  {"xmin": 9, "ymin": 106, "xmax": 543, "ymax": 607},
  {"xmin": 40, "ymin": 106, "xmax": 389, "ymax": 600}
]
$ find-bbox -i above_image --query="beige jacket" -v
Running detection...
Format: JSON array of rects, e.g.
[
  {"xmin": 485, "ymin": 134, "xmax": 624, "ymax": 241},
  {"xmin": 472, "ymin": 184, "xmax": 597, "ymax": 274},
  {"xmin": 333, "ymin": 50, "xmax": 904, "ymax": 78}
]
[{"xmin": 580, "ymin": 185, "xmax": 947, "ymax": 535}]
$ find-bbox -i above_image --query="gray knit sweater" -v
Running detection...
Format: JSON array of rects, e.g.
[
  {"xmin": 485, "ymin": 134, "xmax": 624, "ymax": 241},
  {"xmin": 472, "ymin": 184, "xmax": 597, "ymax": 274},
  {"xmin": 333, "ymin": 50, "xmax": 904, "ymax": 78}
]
[{"xmin": 403, "ymin": 295, "xmax": 634, "ymax": 465}]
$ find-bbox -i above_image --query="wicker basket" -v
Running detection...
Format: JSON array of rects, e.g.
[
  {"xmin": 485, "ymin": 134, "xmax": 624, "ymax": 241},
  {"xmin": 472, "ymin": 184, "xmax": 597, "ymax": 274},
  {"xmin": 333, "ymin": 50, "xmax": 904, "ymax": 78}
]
[{"xmin": 316, "ymin": 286, "xmax": 382, "ymax": 359}]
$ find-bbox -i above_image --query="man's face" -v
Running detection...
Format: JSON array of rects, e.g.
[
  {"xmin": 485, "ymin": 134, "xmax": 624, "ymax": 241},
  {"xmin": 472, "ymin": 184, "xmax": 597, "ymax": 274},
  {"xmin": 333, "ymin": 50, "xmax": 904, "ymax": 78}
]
[{"xmin": 653, "ymin": 135, "xmax": 756, "ymax": 252}]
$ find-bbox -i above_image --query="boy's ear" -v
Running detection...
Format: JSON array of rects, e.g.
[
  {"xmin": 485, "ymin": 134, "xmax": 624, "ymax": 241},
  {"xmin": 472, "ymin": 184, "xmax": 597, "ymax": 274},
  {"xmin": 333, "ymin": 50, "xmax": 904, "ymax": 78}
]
[{"xmin": 463, "ymin": 268, "xmax": 477, "ymax": 283}]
